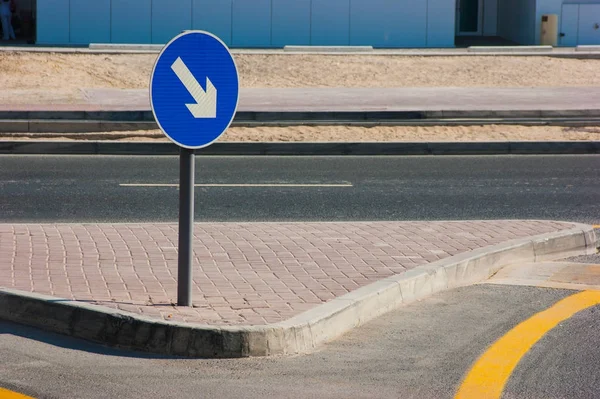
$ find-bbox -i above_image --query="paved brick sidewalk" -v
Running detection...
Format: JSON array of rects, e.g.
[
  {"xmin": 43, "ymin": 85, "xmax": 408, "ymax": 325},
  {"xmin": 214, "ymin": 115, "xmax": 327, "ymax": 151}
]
[{"xmin": 0, "ymin": 221, "xmax": 574, "ymax": 326}]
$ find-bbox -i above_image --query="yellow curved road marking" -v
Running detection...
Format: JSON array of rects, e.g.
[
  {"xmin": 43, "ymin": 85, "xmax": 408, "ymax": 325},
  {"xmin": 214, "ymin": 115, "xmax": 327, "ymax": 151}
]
[
  {"xmin": 0, "ymin": 387, "xmax": 35, "ymax": 399},
  {"xmin": 455, "ymin": 290, "xmax": 600, "ymax": 399}
]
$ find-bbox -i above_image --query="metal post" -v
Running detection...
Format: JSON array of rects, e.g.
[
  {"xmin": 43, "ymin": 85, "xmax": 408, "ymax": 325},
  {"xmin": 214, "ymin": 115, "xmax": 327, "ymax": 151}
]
[{"xmin": 177, "ymin": 148, "xmax": 195, "ymax": 306}]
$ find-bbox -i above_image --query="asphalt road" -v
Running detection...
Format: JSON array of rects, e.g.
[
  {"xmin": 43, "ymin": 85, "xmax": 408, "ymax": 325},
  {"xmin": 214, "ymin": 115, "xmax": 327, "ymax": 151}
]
[
  {"xmin": 0, "ymin": 154, "xmax": 599, "ymax": 224},
  {"xmin": 503, "ymin": 305, "xmax": 600, "ymax": 399},
  {"xmin": 1, "ymin": 284, "xmax": 598, "ymax": 399}
]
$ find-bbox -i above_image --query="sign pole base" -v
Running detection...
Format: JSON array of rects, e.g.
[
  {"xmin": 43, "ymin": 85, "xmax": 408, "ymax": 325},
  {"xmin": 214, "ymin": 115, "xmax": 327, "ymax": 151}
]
[{"xmin": 177, "ymin": 148, "xmax": 195, "ymax": 307}]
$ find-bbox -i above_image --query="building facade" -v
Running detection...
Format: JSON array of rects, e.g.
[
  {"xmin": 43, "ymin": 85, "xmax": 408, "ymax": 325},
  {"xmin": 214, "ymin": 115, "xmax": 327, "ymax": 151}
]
[{"xmin": 27, "ymin": 0, "xmax": 600, "ymax": 47}]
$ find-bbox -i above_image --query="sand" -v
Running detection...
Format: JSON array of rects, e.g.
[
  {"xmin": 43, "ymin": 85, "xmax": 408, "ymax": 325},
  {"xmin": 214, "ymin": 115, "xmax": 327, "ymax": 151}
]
[
  {"xmin": 2, "ymin": 125, "xmax": 599, "ymax": 142},
  {"xmin": 1, "ymin": 53, "xmax": 600, "ymax": 105},
  {"xmin": 1, "ymin": 53, "xmax": 598, "ymax": 142}
]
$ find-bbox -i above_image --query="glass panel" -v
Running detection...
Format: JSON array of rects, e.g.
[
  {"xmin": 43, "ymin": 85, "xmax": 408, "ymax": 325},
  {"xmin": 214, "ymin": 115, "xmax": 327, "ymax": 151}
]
[{"xmin": 460, "ymin": 0, "xmax": 479, "ymax": 33}]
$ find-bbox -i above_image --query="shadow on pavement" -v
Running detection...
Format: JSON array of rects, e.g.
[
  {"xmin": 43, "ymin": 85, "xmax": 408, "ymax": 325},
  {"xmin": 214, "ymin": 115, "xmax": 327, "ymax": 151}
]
[{"xmin": 0, "ymin": 320, "xmax": 181, "ymax": 360}]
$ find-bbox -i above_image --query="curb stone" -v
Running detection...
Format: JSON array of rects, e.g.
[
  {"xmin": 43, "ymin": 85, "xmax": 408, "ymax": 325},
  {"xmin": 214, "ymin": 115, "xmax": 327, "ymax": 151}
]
[
  {"xmin": 0, "ymin": 223, "xmax": 595, "ymax": 358},
  {"xmin": 283, "ymin": 45, "xmax": 374, "ymax": 52},
  {"xmin": 576, "ymin": 45, "xmax": 600, "ymax": 52},
  {"xmin": 2, "ymin": 109, "xmax": 600, "ymax": 123},
  {"xmin": 1, "ymin": 141, "xmax": 600, "ymax": 155},
  {"xmin": 468, "ymin": 45, "xmax": 553, "ymax": 53},
  {"xmin": 4, "ymin": 45, "xmax": 600, "ymax": 58},
  {"xmin": 4, "ymin": 116, "xmax": 600, "ymax": 133}
]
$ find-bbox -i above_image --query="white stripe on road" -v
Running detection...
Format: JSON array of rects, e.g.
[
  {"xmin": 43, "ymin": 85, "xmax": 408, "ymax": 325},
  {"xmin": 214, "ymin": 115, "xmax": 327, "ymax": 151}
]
[{"xmin": 120, "ymin": 183, "xmax": 353, "ymax": 188}]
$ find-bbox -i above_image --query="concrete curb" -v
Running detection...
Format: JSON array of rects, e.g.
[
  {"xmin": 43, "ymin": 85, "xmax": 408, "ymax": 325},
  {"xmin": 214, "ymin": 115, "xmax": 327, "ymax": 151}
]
[
  {"xmin": 2, "ymin": 110, "xmax": 600, "ymax": 124},
  {"xmin": 283, "ymin": 45, "xmax": 374, "ymax": 52},
  {"xmin": 89, "ymin": 43, "xmax": 164, "ymax": 51},
  {"xmin": 576, "ymin": 45, "xmax": 600, "ymax": 52},
  {"xmin": 468, "ymin": 45, "xmax": 553, "ymax": 53},
  {"xmin": 4, "ymin": 116, "xmax": 600, "ymax": 133},
  {"xmin": 1, "ymin": 140, "xmax": 600, "ymax": 155},
  {"xmin": 0, "ymin": 223, "xmax": 596, "ymax": 358},
  {"xmin": 5, "ymin": 45, "xmax": 600, "ymax": 58}
]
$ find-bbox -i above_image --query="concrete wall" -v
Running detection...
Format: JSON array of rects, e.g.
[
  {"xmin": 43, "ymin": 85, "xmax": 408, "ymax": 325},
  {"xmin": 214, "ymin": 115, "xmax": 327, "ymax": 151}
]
[
  {"xmin": 35, "ymin": 0, "xmax": 456, "ymax": 47},
  {"xmin": 498, "ymin": 0, "xmax": 537, "ymax": 43}
]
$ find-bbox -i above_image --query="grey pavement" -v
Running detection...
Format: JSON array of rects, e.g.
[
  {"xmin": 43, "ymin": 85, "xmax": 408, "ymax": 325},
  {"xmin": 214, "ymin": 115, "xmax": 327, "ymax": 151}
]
[
  {"xmin": 232, "ymin": 87, "xmax": 600, "ymax": 112},
  {"xmin": 1, "ymin": 86, "xmax": 599, "ymax": 113},
  {"xmin": 1, "ymin": 284, "xmax": 597, "ymax": 399},
  {"xmin": 503, "ymin": 305, "xmax": 600, "ymax": 399}
]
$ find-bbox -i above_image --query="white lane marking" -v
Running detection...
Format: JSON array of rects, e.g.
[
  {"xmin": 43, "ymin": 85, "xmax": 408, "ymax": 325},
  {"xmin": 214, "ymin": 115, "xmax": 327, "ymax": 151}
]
[{"xmin": 120, "ymin": 183, "xmax": 353, "ymax": 188}]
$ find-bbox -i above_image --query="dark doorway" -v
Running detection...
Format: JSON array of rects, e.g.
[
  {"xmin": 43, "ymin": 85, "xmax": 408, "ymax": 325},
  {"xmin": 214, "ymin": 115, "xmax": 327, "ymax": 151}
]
[
  {"xmin": 456, "ymin": 0, "xmax": 483, "ymax": 36},
  {"xmin": 459, "ymin": 0, "xmax": 480, "ymax": 33},
  {"xmin": 0, "ymin": 0, "xmax": 36, "ymax": 44}
]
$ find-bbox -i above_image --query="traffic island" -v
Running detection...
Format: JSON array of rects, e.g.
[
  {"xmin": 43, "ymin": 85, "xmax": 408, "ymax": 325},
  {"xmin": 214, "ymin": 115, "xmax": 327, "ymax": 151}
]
[{"xmin": 0, "ymin": 221, "xmax": 596, "ymax": 357}]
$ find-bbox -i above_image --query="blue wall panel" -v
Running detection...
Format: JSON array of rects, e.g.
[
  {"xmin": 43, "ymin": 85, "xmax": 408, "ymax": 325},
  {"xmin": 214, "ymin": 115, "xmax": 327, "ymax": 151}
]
[
  {"xmin": 272, "ymin": 0, "xmax": 311, "ymax": 46},
  {"xmin": 537, "ymin": 0, "xmax": 600, "ymax": 45},
  {"xmin": 36, "ymin": 0, "xmax": 465, "ymax": 48},
  {"xmin": 232, "ymin": 0, "xmax": 271, "ymax": 47},
  {"xmin": 311, "ymin": 0, "xmax": 350, "ymax": 45},
  {"xmin": 70, "ymin": 0, "xmax": 111, "ymax": 44},
  {"xmin": 350, "ymin": 0, "xmax": 426, "ymax": 47},
  {"xmin": 112, "ymin": 0, "xmax": 151, "ymax": 44},
  {"xmin": 427, "ymin": 0, "xmax": 455, "ymax": 47},
  {"xmin": 193, "ymin": 0, "xmax": 232, "ymax": 45},
  {"xmin": 350, "ymin": 0, "xmax": 427, "ymax": 47},
  {"xmin": 498, "ymin": 0, "xmax": 536, "ymax": 44},
  {"xmin": 151, "ymin": 0, "xmax": 192, "ymax": 44},
  {"xmin": 578, "ymin": 4, "xmax": 600, "ymax": 45},
  {"xmin": 560, "ymin": 4, "xmax": 579, "ymax": 46},
  {"xmin": 36, "ymin": 0, "xmax": 70, "ymax": 44}
]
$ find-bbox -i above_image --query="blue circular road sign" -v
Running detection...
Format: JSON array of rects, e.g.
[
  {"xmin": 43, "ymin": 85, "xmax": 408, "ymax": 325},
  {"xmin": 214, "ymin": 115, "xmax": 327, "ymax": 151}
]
[{"xmin": 150, "ymin": 31, "xmax": 239, "ymax": 149}]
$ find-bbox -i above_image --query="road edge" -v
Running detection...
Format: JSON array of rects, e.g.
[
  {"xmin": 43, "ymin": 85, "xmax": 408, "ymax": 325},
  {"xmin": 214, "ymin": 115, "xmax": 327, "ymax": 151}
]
[
  {"xmin": 0, "ymin": 223, "xmax": 596, "ymax": 358},
  {"xmin": 1, "ymin": 141, "xmax": 600, "ymax": 155}
]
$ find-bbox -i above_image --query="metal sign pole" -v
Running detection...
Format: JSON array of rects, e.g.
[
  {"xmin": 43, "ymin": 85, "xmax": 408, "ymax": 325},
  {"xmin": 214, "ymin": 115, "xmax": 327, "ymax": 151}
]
[
  {"xmin": 151, "ymin": 31, "xmax": 239, "ymax": 306},
  {"xmin": 177, "ymin": 147, "xmax": 195, "ymax": 306}
]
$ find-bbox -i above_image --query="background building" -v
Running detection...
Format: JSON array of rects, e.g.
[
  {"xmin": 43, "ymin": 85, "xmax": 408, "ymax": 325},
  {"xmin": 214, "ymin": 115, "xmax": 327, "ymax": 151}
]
[{"xmin": 13, "ymin": 0, "xmax": 600, "ymax": 47}]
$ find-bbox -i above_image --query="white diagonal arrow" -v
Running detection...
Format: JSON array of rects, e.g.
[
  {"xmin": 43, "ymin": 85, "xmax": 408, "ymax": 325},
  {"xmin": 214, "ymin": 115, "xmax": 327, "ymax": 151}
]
[{"xmin": 171, "ymin": 57, "xmax": 217, "ymax": 118}]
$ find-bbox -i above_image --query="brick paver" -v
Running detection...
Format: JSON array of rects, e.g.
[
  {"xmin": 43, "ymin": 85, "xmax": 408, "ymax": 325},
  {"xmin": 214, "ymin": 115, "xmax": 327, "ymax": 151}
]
[{"xmin": 0, "ymin": 221, "xmax": 574, "ymax": 325}]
